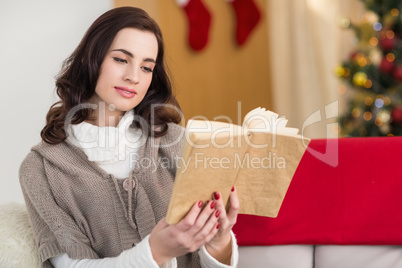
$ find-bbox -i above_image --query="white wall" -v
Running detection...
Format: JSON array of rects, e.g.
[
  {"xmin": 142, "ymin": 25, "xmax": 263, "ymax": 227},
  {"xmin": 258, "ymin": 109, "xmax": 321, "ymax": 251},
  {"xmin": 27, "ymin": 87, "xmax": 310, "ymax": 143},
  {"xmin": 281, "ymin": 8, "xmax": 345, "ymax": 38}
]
[{"xmin": 0, "ymin": 0, "xmax": 112, "ymax": 204}]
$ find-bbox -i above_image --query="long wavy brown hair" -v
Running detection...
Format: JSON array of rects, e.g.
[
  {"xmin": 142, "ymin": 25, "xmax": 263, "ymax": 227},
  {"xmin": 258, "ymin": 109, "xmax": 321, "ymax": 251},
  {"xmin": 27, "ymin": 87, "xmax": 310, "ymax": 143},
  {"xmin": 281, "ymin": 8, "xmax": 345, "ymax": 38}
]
[{"xmin": 41, "ymin": 6, "xmax": 181, "ymax": 144}]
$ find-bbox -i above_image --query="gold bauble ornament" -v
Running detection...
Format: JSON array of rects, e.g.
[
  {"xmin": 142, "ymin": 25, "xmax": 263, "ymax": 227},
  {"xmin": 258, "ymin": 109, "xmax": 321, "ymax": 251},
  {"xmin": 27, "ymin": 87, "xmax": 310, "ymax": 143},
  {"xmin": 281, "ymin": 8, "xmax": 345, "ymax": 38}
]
[
  {"xmin": 335, "ymin": 66, "xmax": 346, "ymax": 77},
  {"xmin": 353, "ymin": 72, "xmax": 368, "ymax": 86}
]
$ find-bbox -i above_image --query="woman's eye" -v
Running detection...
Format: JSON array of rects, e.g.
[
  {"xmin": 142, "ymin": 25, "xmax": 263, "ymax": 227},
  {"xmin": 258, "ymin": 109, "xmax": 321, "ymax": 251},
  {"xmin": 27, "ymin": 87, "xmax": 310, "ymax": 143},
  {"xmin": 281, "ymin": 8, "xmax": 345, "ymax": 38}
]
[
  {"xmin": 113, "ymin": 57, "xmax": 127, "ymax": 64},
  {"xmin": 142, "ymin": 66, "xmax": 153, "ymax": 73}
]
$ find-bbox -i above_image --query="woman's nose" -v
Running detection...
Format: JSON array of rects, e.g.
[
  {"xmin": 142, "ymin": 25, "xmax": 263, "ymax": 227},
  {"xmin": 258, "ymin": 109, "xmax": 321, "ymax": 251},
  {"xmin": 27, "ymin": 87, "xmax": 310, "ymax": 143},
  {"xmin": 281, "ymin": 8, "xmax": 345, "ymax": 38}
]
[{"xmin": 123, "ymin": 66, "xmax": 139, "ymax": 84}]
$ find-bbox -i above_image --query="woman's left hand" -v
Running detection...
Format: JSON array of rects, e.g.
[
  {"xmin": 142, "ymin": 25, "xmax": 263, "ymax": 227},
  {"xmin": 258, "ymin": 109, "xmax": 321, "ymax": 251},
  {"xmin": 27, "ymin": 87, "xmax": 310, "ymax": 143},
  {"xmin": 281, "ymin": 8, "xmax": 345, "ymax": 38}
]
[{"xmin": 205, "ymin": 186, "xmax": 239, "ymax": 265}]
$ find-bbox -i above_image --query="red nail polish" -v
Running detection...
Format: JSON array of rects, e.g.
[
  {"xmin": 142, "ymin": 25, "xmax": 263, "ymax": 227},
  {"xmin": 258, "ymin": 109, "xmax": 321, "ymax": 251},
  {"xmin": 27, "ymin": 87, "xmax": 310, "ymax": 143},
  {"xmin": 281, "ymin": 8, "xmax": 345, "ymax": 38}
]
[
  {"xmin": 210, "ymin": 201, "xmax": 216, "ymax": 209},
  {"xmin": 216, "ymin": 223, "xmax": 220, "ymax": 229},
  {"xmin": 231, "ymin": 186, "xmax": 235, "ymax": 192},
  {"xmin": 215, "ymin": 209, "xmax": 221, "ymax": 217},
  {"xmin": 213, "ymin": 192, "xmax": 220, "ymax": 200},
  {"xmin": 198, "ymin": 201, "xmax": 203, "ymax": 208}
]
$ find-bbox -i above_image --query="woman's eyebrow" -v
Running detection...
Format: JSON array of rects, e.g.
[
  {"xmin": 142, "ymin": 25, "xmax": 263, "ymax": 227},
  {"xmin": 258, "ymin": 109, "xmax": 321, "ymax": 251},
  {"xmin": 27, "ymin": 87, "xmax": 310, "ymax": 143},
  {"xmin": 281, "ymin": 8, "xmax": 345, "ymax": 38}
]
[
  {"xmin": 111, "ymin": 48, "xmax": 133, "ymax": 58},
  {"xmin": 144, "ymin": 58, "xmax": 156, "ymax": 63},
  {"xmin": 111, "ymin": 48, "xmax": 156, "ymax": 63}
]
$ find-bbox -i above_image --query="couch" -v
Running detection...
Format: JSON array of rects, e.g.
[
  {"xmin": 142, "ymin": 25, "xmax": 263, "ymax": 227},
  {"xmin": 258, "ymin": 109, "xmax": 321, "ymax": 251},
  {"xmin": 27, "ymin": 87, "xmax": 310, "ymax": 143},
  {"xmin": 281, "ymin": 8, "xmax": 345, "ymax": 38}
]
[
  {"xmin": 234, "ymin": 137, "xmax": 402, "ymax": 267},
  {"xmin": 0, "ymin": 202, "xmax": 41, "ymax": 268},
  {"xmin": 1, "ymin": 137, "xmax": 401, "ymax": 268}
]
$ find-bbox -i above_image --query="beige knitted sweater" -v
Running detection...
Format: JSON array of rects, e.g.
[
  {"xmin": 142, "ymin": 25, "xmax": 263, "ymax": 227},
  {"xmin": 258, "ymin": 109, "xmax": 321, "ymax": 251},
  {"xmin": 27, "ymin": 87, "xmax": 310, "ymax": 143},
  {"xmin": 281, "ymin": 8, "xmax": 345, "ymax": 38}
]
[{"xmin": 19, "ymin": 123, "xmax": 201, "ymax": 268}]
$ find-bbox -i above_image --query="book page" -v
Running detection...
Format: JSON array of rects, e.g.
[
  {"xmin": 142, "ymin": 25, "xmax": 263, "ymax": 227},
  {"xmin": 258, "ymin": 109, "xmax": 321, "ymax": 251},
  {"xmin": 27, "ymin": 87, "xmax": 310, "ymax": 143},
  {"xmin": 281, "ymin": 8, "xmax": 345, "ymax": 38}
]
[
  {"xmin": 234, "ymin": 132, "xmax": 309, "ymax": 217},
  {"xmin": 238, "ymin": 108, "xmax": 310, "ymax": 217},
  {"xmin": 166, "ymin": 120, "xmax": 247, "ymax": 224},
  {"xmin": 243, "ymin": 107, "xmax": 300, "ymax": 136}
]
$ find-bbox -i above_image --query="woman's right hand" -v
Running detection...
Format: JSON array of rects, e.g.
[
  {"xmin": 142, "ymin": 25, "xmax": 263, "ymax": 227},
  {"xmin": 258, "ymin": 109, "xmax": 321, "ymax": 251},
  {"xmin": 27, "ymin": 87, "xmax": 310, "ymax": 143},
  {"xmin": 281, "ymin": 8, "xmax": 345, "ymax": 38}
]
[{"xmin": 149, "ymin": 200, "xmax": 220, "ymax": 265}]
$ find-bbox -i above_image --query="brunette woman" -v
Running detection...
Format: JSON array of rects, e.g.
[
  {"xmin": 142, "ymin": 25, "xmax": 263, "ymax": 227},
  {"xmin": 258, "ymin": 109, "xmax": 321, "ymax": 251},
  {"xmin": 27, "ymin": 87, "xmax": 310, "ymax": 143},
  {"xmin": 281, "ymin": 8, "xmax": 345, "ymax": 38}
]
[{"xmin": 19, "ymin": 6, "xmax": 239, "ymax": 268}]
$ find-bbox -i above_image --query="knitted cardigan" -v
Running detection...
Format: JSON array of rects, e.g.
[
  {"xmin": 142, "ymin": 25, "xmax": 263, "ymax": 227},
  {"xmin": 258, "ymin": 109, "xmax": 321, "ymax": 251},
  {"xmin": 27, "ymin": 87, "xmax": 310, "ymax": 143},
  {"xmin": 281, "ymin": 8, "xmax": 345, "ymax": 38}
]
[{"xmin": 19, "ymin": 123, "xmax": 201, "ymax": 268}]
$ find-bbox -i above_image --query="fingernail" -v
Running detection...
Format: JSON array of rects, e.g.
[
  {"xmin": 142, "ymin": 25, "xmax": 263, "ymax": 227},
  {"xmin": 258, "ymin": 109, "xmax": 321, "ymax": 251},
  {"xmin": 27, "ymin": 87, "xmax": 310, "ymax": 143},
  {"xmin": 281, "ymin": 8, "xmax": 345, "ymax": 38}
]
[
  {"xmin": 215, "ymin": 209, "xmax": 221, "ymax": 217},
  {"xmin": 216, "ymin": 223, "xmax": 220, "ymax": 229},
  {"xmin": 198, "ymin": 201, "xmax": 203, "ymax": 208},
  {"xmin": 210, "ymin": 201, "xmax": 216, "ymax": 209},
  {"xmin": 213, "ymin": 192, "xmax": 220, "ymax": 200},
  {"xmin": 231, "ymin": 186, "xmax": 235, "ymax": 192}
]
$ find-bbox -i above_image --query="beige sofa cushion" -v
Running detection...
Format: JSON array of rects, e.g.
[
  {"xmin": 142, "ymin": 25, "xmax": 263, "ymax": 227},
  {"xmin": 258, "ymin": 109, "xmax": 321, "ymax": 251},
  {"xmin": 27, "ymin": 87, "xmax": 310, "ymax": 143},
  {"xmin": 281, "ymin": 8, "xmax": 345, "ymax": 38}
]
[{"xmin": 0, "ymin": 203, "xmax": 41, "ymax": 268}]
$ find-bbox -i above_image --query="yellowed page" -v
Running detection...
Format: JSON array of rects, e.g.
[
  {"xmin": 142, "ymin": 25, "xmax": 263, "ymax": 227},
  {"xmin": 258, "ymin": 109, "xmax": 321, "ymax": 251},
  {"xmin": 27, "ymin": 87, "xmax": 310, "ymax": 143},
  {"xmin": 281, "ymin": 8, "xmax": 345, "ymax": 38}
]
[
  {"xmin": 166, "ymin": 130, "xmax": 247, "ymax": 224},
  {"xmin": 235, "ymin": 132, "xmax": 310, "ymax": 217}
]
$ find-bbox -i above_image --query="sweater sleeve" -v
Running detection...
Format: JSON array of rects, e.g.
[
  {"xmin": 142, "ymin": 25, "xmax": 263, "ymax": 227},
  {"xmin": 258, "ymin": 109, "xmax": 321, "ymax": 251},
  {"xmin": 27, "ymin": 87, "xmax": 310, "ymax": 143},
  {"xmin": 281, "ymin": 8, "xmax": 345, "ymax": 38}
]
[
  {"xmin": 50, "ymin": 235, "xmax": 177, "ymax": 268},
  {"xmin": 19, "ymin": 151, "xmax": 98, "ymax": 265},
  {"xmin": 198, "ymin": 231, "xmax": 239, "ymax": 268}
]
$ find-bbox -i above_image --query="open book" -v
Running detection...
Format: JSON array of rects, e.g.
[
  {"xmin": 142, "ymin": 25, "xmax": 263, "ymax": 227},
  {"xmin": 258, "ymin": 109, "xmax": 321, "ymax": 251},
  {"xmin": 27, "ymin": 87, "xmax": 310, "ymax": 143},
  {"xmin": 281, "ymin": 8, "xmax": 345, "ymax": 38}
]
[{"xmin": 166, "ymin": 108, "xmax": 310, "ymax": 224}]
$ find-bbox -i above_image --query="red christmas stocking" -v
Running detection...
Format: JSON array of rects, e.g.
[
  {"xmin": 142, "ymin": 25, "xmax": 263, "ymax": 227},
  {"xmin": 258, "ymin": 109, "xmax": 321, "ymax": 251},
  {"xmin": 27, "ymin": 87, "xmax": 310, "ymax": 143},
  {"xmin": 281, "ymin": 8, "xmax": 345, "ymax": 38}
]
[
  {"xmin": 227, "ymin": 0, "xmax": 261, "ymax": 46},
  {"xmin": 177, "ymin": 0, "xmax": 212, "ymax": 51}
]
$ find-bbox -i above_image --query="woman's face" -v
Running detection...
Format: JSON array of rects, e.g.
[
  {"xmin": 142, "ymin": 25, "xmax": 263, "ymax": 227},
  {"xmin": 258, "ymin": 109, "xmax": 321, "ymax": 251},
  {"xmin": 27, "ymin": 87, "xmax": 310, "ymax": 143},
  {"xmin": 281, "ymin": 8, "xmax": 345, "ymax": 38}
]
[{"xmin": 91, "ymin": 27, "xmax": 158, "ymax": 118}]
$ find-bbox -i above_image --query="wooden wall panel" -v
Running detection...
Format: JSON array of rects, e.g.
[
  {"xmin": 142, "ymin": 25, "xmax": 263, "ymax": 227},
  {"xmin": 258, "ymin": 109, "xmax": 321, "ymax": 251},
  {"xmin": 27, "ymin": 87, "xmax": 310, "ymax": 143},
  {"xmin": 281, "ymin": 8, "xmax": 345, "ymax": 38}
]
[{"xmin": 115, "ymin": 0, "xmax": 272, "ymax": 124}]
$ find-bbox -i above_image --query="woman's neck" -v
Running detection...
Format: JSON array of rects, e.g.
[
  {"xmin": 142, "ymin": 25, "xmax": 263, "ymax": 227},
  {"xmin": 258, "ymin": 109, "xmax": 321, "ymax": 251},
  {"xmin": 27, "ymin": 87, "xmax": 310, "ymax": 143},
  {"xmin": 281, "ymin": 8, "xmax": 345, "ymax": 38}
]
[
  {"xmin": 86, "ymin": 114, "xmax": 122, "ymax": 127},
  {"xmin": 86, "ymin": 103, "xmax": 125, "ymax": 127},
  {"xmin": 85, "ymin": 94, "xmax": 126, "ymax": 127}
]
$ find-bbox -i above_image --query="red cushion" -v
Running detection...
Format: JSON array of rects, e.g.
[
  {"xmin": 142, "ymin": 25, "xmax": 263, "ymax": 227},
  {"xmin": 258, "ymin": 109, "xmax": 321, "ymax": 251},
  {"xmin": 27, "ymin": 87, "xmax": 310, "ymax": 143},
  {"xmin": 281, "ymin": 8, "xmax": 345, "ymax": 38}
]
[{"xmin": 233, "ymin": 137, "xmax": 402, "ymax": 246}]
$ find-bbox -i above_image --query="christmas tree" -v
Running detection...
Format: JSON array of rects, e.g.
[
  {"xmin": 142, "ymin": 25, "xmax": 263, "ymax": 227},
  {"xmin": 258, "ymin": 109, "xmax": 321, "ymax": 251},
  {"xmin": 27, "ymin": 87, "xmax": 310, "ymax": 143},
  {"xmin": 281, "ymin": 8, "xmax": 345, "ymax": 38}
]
[{"xmin": 337, "ymin": 0, "xmax": 402, "ymax": 137}]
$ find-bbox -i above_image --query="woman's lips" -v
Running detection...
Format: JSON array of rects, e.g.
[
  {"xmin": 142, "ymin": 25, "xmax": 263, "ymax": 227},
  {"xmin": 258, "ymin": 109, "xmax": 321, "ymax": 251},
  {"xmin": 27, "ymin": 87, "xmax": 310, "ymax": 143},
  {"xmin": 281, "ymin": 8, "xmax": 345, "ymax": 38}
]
[{"xmin": 115, "ymin": 86, "xmax": 137, "ymax": 98}]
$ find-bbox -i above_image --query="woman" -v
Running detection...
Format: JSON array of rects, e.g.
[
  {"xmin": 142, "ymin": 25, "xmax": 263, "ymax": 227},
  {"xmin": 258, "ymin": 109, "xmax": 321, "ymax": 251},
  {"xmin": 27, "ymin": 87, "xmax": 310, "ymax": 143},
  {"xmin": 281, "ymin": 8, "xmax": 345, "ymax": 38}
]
[{"xmin": 19, "ymin": 6, "xmax": 239, "ymax": 268}]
